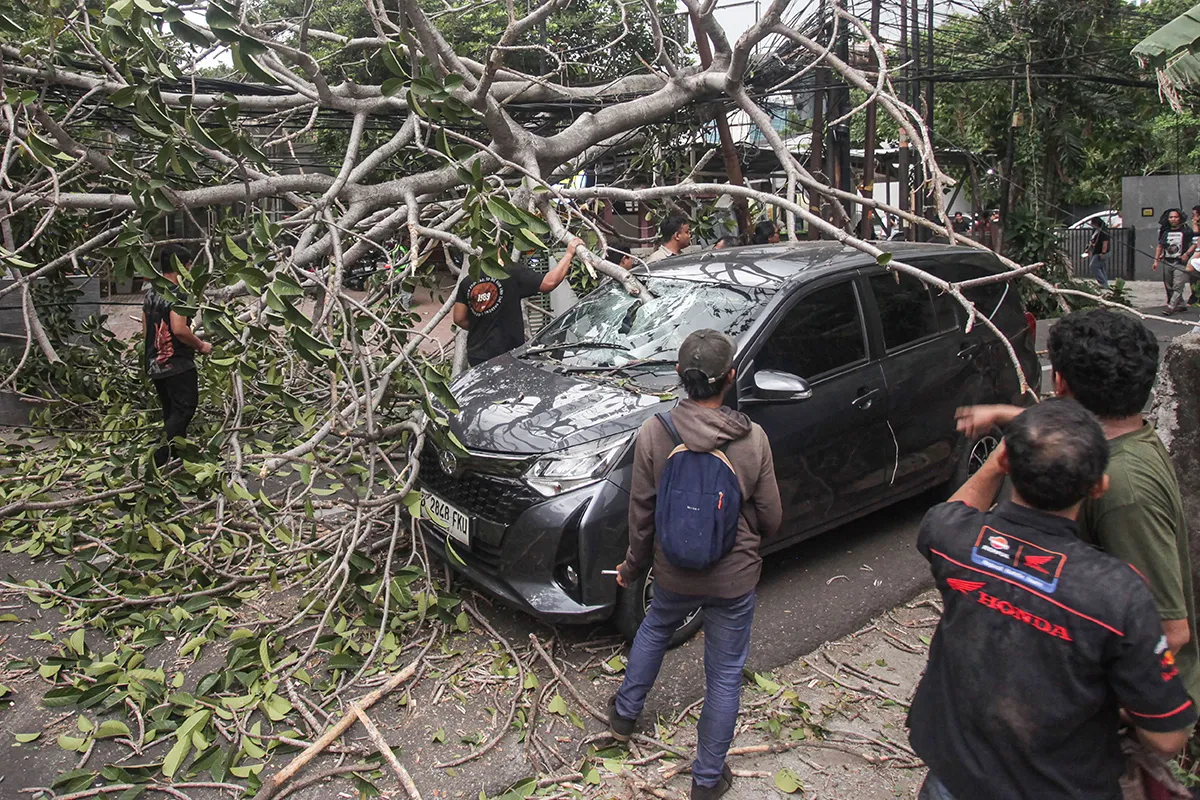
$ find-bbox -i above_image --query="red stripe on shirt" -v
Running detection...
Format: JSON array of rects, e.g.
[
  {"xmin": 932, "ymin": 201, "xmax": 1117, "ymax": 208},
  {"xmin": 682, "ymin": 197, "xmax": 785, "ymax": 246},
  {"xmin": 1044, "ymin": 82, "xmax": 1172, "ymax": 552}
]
[
  {"xmin": 929, "ymin": 548, "xmax": 1125, "ymax": 637},
  {"xmin": 1128, "ymin": 700, "xmax": 1194, "ymax": 719}
]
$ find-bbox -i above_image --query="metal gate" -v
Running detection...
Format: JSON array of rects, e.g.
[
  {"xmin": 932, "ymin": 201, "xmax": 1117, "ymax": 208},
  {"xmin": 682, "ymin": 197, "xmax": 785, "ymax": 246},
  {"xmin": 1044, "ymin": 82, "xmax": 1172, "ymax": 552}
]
[{"xmin": 1057, "ymin": 227, "xmax": 1136, "ymax": 281}]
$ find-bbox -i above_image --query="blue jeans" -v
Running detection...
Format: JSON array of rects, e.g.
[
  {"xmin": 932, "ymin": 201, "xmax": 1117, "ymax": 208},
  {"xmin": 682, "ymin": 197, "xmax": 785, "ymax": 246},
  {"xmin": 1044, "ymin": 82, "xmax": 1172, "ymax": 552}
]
[
  {"xmin": 918, "ymin": 773, "xmax": 958, "ymax": 800},
  {"xmin": 1089, "ymin": 254, "xmax": 1109, "ymax": 288},
  {"xmin": 614, "ymin": 586, "xmax": 756, "ymax": 788}
]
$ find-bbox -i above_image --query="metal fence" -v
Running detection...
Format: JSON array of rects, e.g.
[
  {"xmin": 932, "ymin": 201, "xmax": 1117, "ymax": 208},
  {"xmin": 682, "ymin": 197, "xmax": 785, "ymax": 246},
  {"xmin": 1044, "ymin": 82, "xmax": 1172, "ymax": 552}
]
[{"xmin": 1055, "ymin": 227, "xmax": 1136, "ymax": 281}]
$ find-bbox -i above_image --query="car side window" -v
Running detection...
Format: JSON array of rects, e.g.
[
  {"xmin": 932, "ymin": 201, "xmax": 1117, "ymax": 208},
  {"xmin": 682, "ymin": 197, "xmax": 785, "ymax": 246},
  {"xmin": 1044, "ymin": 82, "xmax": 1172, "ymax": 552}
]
[
  {"xmin": 756, "ymin": 281, "xmax": 867, "ymax": 380},
  {"xmin": 869, "ymin": 272, "xmax": 941, "ymax": 350},
  {"xmin": 924, "ymin": 261, "xmax": 1008, "ymax": 320}
]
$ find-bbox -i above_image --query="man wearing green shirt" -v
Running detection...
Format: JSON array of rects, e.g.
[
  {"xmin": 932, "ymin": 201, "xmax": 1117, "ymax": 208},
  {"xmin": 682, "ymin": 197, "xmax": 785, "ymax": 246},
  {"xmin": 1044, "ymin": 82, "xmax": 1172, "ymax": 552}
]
[{"xmin": 956, "ymin": 310, "xmax": 1200, "ymax": 705}]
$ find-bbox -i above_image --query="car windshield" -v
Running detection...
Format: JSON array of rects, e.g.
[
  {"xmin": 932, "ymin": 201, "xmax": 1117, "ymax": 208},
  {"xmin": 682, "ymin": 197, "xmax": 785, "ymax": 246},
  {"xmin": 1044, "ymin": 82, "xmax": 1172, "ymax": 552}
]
[{"xmin": 527, "ymin": 278, "xmax": 770, "ymax": 369}]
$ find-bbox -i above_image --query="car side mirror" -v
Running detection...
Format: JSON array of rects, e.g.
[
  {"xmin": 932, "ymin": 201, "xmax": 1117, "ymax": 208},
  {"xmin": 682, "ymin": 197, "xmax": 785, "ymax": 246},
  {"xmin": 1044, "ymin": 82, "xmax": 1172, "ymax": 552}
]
[{"xmin": 753, "ymin": 369, "xmax": 812, "ymax": 402}]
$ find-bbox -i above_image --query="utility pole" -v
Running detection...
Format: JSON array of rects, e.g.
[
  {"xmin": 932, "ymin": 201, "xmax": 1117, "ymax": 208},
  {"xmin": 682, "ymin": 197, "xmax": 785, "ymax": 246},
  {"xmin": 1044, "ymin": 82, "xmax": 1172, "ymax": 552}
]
[
  {"xmin": 925, "ymin": 0, "xmax": 934, "ymax": 137},
  {"xmin": 997, "ymin": 79, "xmax": 1018, "ymax": 255},
  {"xmin": 689, "ymin": 14, "xmax": 751, "ymax": 239},
  {"xmin": 808, "ymin": 0, "xmax": 827, "ymax": 239},
  {"xmin": 859, "ymin": 0, "xmax": 881, "ymax": 239},
  {"xmin": 910, "ymin": 0, "xmax": 924, "ymax": 240},
  {"xmin": 898, "ymin": 0, "xmax": 910, "ymax": 237},
  {"xmin": 832, "ymin": 17, "xmax": 852, "ymax": 220}
]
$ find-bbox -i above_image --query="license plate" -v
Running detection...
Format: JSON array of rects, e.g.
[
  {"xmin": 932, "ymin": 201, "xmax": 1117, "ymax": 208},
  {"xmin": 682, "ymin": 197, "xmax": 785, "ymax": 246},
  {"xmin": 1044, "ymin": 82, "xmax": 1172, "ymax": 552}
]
[{"xmin": 422, "ymin": 492, "xmax": 471, "ymax": 547}]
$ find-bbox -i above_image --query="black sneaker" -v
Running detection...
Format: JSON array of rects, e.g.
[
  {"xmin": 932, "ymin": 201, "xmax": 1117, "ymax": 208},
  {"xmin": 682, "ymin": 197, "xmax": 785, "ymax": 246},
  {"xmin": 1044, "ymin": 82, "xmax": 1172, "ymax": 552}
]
[
  {"xmin": 607, "ymin": 695, "xmax": 635, "ymax": 742},
  {"xmin": 691, "ymin": 764, "xmax": 734, "ymax": 800}
]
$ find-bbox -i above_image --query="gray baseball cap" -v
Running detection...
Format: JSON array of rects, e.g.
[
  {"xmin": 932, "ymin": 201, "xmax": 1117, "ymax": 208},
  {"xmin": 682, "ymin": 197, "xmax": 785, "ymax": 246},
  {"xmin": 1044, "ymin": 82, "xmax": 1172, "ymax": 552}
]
[{"xmin": 678, "ymin": 329, "xmax": 736, "ymax": 384}]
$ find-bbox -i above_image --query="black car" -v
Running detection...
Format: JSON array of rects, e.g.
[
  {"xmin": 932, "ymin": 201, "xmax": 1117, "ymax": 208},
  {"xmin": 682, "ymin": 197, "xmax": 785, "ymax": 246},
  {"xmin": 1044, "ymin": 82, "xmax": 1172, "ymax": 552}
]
[{"xmin": 416, "ymin": 242, "xmax": 1040, "ymax": 641}]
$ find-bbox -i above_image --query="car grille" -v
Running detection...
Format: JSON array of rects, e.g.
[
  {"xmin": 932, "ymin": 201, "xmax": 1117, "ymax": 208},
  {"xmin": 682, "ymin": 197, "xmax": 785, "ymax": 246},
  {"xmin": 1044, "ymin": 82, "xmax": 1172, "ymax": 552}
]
[{"xmin": 417, "ymin": 444, "xmax": 540, "ymax": 527}]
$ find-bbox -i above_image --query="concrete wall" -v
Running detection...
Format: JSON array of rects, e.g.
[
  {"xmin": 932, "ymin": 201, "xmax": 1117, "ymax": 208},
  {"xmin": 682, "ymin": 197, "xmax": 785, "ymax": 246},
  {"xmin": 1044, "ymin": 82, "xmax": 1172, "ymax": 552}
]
[{"xmin": 1121, "ymin": 175, "xmax": 1200, "ymax": 279}]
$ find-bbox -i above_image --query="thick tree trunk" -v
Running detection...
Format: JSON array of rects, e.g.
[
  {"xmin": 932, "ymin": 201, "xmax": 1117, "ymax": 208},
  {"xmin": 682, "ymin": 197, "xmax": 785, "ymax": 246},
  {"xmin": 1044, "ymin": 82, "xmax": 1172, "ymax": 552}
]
[{"xmin": 1151, "ymin": 333, "xmax": 1200, "ymax": 610}]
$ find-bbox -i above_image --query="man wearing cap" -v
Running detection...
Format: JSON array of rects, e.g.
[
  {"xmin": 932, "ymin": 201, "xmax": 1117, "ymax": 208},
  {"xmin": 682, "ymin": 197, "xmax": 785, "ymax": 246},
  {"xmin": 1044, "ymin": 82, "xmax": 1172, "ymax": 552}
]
[{"xmin": 608, "ymin": 329, "xmax": 782, "ymax": 800}]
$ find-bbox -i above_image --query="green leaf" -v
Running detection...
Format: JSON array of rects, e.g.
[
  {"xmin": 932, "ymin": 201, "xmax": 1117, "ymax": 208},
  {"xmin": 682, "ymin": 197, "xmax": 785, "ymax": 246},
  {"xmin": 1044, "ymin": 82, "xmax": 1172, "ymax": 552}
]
[
  {"xmin": 178, "ymin": 636, "xmax": 208, "ymax": 658},
  {"xmin": 381, "ymin": 45, "xmax": 408, "ymax": 78},
  {"xmin": 175, "ymin": 709, "xmax": 211, "ymax": 741},
  {"xmin": 582, "ymin": 764, "xmax": 600, "ymax": 785},
  {"xmin": 14, "ymin": 732, "xmax": 40, "ymax": 743},
  {"xmin": 57, "ymin": 735, "xmax": 88, "ymax": 752},
  {"xmin": 96, "ymin": 720, "xmax": 131, "ymax": 739},
  {"xmin": 522, "ymin": 673, "xmax": 539, "ymax": 691},
  {"xmin": 603, "ymin": 758, "xmax": 625, "ymax": 775},
  {"xmin": 0, "ymin": 613, "xmax": 20, "ymax": 623},
  {"xmin": 263, "ymin": 694, "xmax": 292, "ymax": 722},
  {"xmin": 774, "ymin": 767, "xmax": 803, "ymax": 794},
  {"xmin": 753, "ymin": 673, "xmax": 780, "ymax": 694},
  {"xmin": 170, "ymin": 19, "xmax": 211, "ymax": 48},
  {"xmin": 382, "ymin": 78, "xmax": 407, "ymax": 97},
  {"xmin": 225, "ymin": 235, "xmax": 249, "ymax": 261},
  {"xmin": 205, "ymin": 2, "xmax": 237, "ymax": 30},
  {"xmin": 67, "ymin": 628, "xmax": 86, "ymax": 655},
  {"xmin": 431, "ymin": 727, "xmax": 446, "ymax": 743},
  {"xmin": 259, "ymin": 637, "xmax": 272, "ymax": 672},
  {"xmin": 876, "ymin": 251, "xmax": 893, "ymax": 266},
  {"xmin": 547, "ymin": 694, "xmax": 569, "ymax": 716},
  {"xmin": 455, "ymin": 612, "xmax": 469, "ymax": 633},
  {"xmin": 162, "ymin": 736, "xmax": 191, "ymax": 778}
]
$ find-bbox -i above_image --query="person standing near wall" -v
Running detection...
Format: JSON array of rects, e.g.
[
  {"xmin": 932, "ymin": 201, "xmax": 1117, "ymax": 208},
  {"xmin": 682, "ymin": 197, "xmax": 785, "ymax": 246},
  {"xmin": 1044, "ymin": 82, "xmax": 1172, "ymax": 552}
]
[
  {"xmin": 1154, "ymin": 208, "xmax": 1196, "ymax": 314},
  {"xmin": 1086, "ymin": 217, "xmax": 1111, "ymax": 290}
]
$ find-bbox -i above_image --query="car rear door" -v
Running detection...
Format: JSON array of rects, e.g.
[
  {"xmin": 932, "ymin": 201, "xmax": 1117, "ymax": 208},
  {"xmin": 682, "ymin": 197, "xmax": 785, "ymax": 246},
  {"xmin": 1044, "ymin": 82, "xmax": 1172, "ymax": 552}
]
[
  {"xmin": 861, "ymin": 265, "xmax": 969, "ymax": 493},
  {"xmin": 737, "ymin": 276, "xmax": 894, "ymax": 541}
]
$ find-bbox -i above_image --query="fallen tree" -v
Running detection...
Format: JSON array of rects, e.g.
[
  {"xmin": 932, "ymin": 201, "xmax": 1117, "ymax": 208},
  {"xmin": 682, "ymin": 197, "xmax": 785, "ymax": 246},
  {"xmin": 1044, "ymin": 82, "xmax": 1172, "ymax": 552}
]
[{"xmin": 0, "ymin": 0, "xmax": 1190, "ymax": 797}]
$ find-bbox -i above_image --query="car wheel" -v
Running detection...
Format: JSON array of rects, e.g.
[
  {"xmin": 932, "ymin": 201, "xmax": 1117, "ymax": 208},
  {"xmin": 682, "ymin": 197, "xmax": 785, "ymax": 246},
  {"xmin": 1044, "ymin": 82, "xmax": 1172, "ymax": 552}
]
[
  {"xmin": 942, "ymin": 427, "xmax": 1002, "ymax": 497},
  {"xmin": 613, "ymin": 566, "xmax": 704, "ymax": 647}
]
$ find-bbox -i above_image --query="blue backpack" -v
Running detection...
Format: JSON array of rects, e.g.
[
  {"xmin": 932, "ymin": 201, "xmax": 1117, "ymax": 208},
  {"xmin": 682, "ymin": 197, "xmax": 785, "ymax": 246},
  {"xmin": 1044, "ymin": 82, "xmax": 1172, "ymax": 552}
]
[{"xmin": 654, "ymin": 411, "xmax": 743, "ymax": 571}]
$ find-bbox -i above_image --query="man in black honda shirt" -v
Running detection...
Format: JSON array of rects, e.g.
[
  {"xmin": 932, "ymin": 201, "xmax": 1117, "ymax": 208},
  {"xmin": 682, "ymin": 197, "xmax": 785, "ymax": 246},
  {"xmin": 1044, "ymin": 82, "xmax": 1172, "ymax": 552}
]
[
  {"xmin": 909, "ymin": 399, "xmax": 1195, "ymax": 800},
  {"xmin": 453, "ymin": 237, "xmax": 582, "ymax": 367},
  {"xmin": 144, "ymin": 245, "xmax": 212, "ymax": 467}
]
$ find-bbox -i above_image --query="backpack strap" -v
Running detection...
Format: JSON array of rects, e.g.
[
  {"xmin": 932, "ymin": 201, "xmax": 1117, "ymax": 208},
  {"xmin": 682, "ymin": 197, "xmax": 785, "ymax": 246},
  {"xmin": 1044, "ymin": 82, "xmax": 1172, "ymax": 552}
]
[{"xmin": 656, "ymin": 411, "xmax": 684, "ymax": 448}]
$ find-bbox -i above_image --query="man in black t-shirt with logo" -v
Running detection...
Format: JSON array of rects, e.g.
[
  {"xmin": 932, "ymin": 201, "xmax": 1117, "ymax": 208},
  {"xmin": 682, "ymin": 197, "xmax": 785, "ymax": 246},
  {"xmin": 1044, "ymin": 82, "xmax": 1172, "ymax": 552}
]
[
  {"xmin": 1154, "ymin": 208, "xmax": 1196, "ymax": 314},
  {"xmin": 909, "ymin": 399, "xmax": 1195, "ymax": 800},
  {"xmin": 453, "ymin": 237, "xmax": 582, "ymax": 367},
  {"xmin": 144, "ymin": 245, "xmax": 213, "ymax": 467}
]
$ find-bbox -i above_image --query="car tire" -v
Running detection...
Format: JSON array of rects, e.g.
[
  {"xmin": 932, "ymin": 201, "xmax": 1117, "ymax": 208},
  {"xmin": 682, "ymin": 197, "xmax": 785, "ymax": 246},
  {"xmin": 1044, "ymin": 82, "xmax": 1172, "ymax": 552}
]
[
  {"xmin": 942, "ymin": 426, "xmax": 1003, "ymax": 498},
  {"xmin": 613, "ymin": 565, "xmax": 704, "ymax": 647}
]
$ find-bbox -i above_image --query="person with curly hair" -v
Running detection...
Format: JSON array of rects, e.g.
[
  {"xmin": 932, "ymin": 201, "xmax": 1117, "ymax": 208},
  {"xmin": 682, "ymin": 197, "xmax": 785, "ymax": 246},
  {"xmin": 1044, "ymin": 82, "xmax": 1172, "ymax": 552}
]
[{"xmin": 955, "ymin": 310, "xmax": 1200, "ymax": 709}]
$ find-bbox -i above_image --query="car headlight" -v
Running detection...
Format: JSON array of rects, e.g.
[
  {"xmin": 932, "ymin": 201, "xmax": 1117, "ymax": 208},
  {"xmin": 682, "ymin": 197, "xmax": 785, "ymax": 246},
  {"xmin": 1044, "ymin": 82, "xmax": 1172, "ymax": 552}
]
[{"xmin": 525, "ymin": 432, "xmax": 634, "ymax": 497}]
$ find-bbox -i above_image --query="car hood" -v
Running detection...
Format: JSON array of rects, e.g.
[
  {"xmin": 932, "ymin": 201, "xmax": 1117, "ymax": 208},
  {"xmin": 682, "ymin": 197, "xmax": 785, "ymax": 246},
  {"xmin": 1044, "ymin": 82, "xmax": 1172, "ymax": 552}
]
[{"xmin": 445, "ymin": 354, "xmax": 671, "ymax": 454}]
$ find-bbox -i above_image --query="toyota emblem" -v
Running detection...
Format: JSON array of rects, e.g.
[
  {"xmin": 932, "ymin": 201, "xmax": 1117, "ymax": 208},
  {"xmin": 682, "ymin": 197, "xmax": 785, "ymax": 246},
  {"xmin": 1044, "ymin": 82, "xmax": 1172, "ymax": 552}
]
[{"xmin": 438, "ymin": 448, "xmax": 458, "ymax": 476}]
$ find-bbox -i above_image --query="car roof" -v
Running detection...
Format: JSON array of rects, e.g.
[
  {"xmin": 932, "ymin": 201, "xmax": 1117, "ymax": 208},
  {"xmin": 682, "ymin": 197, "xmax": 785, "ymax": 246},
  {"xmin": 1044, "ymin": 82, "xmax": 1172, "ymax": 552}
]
[{"xmin": 638, "ymin": 241, "xmax": 986, "ymax": 290}]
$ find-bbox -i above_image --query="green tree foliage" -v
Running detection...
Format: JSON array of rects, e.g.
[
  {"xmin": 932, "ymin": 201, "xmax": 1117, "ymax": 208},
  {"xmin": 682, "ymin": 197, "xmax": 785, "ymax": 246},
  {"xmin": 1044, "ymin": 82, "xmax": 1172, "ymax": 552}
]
[{"xmin": 931, "ymin": 0, "xmax": 1197, "ymax": 217}]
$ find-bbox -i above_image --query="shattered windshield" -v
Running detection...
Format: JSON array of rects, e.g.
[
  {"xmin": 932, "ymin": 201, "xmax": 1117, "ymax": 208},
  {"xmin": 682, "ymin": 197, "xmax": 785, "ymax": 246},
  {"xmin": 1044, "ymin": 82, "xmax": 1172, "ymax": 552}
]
[{"xmin": 527, "ymin": 278, "xmax": 770, "ymax": 369}]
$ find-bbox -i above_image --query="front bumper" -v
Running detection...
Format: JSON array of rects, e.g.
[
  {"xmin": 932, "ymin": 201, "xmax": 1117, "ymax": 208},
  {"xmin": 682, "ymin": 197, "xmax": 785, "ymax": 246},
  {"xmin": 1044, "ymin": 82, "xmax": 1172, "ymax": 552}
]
[{"xmin": 418, "ymin": 474, "xmax": 631, "ymax": 625}]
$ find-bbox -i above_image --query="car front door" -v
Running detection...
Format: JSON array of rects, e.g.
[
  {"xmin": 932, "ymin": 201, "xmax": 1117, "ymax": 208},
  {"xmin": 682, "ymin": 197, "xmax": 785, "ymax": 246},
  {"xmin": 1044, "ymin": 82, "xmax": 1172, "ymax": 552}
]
[
  {"xmin": 737, "ymin": 277, "xmax": 894, "ymax": 540},
  {"xmin": 862, "ymin": 267, "xmax": 971, "ymax": 493}
]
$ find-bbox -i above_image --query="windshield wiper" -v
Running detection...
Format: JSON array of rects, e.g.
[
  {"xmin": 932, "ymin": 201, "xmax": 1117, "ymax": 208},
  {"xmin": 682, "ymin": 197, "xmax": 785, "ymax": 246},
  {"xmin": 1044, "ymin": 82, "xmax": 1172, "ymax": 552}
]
[
  {"xmin": 562, "ymin": 358, "xmax": 677, "ymax": 375},
  {"xmin": 523, "ymin": 342, "xmax": 630, "ymax": 358}
]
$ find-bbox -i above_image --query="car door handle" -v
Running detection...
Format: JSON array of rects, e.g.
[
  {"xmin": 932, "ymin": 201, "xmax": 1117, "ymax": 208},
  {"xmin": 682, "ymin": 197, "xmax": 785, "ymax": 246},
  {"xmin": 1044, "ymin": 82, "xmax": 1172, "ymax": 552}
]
[
  {"xmin": 957, "ymin": 342, "xmax": 982, "ymax": 359},
  {"xmin": 852, "ymin": 387, "xmax": 881, "ymax": 410}
]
